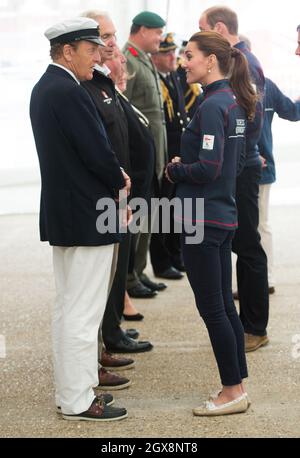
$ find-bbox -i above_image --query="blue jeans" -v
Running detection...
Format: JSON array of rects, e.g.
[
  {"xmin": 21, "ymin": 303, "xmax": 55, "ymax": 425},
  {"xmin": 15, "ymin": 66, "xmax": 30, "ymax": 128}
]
[{"xmin": 182, "ymin": 226, "xmax": 248, "ymax": 386}]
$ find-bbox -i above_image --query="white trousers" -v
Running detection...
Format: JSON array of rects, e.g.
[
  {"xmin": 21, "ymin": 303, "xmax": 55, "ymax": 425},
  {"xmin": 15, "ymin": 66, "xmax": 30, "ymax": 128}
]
[
  {"xmin": 97, "ymin": 243, "xmax": 119, "ymax": 361},
  {"xmin": 52, "ymin": 244, "xmax": 115, "ymax": 414},
  {"xmin": 258, "ymin": 184, "xmax": 275, "ymax": 287}
]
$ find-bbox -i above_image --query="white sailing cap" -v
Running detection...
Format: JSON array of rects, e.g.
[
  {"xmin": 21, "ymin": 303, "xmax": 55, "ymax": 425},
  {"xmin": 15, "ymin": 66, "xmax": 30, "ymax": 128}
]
[{"xmin": 45, "ymin": 17, "xmax": 105, "ymax": 46}]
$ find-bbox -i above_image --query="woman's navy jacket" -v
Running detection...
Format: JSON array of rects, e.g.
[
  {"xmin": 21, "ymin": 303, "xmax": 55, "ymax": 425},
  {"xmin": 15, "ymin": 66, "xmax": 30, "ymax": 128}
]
[{"xmin": 167, "ymin": 79, "xmax": 247, "ymax": 230}]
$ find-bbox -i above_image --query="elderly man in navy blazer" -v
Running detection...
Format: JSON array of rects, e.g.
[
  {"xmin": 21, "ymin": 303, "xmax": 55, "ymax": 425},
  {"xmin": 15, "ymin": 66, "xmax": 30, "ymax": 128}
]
[{"xmin": 30, "ymin": 17, "xmax": 130, "ymax": 422}]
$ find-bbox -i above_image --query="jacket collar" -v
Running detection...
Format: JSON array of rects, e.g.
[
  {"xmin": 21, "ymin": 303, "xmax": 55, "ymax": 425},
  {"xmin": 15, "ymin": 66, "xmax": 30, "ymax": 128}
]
[
  {"xmin": 94, "ymin": 63, "xmax": 111, "ymax": 77},
  {"xmin": 202, "ymin": 79, "xmax": 230, "ymax": 96},
  {"xmin": 92, "ymin": 68, "xmax": 114, "ymax": 87},
  {"xmin": 47, "ymin": 64, "xmax": 79, "ymax": 84},
  {"xmin": 234, "ymin": 41, "xmax": 247, "ymax": 52}
]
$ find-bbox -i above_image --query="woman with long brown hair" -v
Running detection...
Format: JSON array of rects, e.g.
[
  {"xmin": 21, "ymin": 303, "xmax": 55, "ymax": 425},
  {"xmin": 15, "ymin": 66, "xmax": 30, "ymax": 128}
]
[{"xmin": 166, "ymin": 31, "xmax": 257, "ymax": 416}]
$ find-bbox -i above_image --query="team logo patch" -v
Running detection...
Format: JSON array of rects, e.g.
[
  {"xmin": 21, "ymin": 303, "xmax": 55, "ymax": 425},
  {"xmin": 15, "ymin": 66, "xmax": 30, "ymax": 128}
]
[
  {"xmin": 202, "ymin": 134, "xmax": 215, "ymax": 150},
  {"xmin": 236, "ymin": 119, "xmax": 246, "ymax": 135}
]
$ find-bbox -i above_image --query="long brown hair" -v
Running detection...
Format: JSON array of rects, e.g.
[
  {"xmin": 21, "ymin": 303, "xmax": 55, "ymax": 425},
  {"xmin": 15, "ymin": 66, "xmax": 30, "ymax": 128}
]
[{"xmin": 189, "ymin": 31, "xmax": 257, "ymax": 121}]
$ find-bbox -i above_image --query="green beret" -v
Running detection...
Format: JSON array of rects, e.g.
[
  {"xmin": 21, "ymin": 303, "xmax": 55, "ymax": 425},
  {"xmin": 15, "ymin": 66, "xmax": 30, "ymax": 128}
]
[
  {"xmin": 159, "ymin": 33, "xmax": 177, "ymax": 52},
  {"xmin": 132, "ymin": 11, "xmax": 166, "ymax": 28}
]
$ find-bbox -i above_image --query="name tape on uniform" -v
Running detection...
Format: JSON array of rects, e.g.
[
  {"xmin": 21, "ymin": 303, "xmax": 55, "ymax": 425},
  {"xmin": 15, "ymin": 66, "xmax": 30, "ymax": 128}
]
[{"xmin": 236, "ymin": 119, "xmax": 246, "ymax": 135}]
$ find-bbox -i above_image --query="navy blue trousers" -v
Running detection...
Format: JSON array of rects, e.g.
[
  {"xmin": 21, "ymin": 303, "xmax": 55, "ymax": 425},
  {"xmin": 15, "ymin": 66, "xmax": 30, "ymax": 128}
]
[
  {"xmin": 182, "ymin": 226, "xmax": 248, "ymax": 386},
  {"xmin": 232, "ymin": 164, "xmax": 269, "ymax": 336}
]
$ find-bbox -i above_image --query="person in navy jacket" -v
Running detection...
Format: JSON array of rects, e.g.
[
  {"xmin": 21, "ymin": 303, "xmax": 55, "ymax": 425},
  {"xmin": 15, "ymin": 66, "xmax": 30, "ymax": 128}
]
[
  {"xmin": 166, "ymin": 31, "xmax": 257, "ymax": 416},
  {"xmin": 258, "ymin": 79, "xmax": 300, "ymax": 291},
  {"xmin": 199, "ymin": 6, "xmax": 270, "ymax": 353},
  {"xmin": 30, "ymin": 17, "xmax": 130, "ymax": 421}
]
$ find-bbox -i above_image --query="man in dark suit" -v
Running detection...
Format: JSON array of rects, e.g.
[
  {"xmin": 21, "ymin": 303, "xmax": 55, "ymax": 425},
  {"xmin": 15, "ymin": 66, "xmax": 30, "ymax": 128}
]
[
  {"xmin": 81, "ymin": 11, "xmax": 153, "ymax": 354},
  {"xmin": 151, "ymin": 33, "xmax": 187, "ymax": 278},
  {"xmin": 30, "ymin": 17, "xmax": 130, "ymax": 421}
]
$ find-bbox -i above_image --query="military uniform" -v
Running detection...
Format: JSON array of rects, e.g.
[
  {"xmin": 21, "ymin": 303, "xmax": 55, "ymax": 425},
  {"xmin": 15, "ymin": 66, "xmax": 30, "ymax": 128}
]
[
  {"xmin": 177, "ymin": 40, "xmax": 202, "ymax": 120},
  {"xmin": 160, "ymin": 73, "xmax": 187, "ymax": 159},
  {"xmin": 123, "ymin": 42, "xmax": 167, "ymax": 182},
  {"xmin": 123, "ymin": 11, "xmax": 168, "ymax": 295},
  {"xmin": 150, "ymin": 33, "xmax": 187, "ymax": 274},
  {"xmin": 122, "ymin": 11, "xmax": 167, "ymax": 184}
]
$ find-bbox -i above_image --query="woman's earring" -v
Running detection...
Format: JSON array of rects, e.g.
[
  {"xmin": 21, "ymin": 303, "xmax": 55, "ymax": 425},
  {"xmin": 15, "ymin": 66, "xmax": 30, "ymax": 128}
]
[{"xmin": 208, "ymin": 68, "xmax": 211, "ymax": 73}]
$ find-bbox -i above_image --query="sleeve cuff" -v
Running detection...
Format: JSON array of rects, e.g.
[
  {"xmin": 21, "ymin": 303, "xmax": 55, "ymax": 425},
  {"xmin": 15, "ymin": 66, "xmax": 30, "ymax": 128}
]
[{"xmin": 167, "ymin": 162, "xmax": 184, "ymax": 183}]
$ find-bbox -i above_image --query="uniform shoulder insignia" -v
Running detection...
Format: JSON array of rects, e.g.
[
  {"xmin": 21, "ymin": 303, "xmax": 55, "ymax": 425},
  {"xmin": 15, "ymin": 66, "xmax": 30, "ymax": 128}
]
[
  {"xmin": 166, "ymin": 33, "xmax": 174, "ymax": 44},
  {"xmin": 128, "ymin": 47, "xmax": 138, "ymax": 57}
]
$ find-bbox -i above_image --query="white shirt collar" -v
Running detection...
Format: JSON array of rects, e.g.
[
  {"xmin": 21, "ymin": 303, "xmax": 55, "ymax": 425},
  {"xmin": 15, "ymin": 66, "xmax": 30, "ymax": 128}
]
[
  {"xmin": 51, "ymin": 63, "xmax": 80, "ymax": 85},
  {"xmin": 94, "ymin": 64, "xmax": 111, "ymax": 77}
]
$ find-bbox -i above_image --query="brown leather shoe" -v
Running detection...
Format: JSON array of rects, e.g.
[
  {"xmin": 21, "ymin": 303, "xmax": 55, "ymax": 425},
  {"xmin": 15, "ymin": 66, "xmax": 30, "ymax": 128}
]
[
  {"xmin": 56, "ymin": 393, "xmax": 114, "ymax": 413},
  {"xmin": 245, "ymin": 333, "xmax": 269, "ymax": 352},
  {"xmin": 100, "ymin": 350, "xmax": 135, "ymax": 371},
  {"xmin": 97, "ymin": 367, "xmax": 131, "ymax": 390},
  {"xmin": 62, "ymin": 397, "xmax": 127, "ymax": 422}
]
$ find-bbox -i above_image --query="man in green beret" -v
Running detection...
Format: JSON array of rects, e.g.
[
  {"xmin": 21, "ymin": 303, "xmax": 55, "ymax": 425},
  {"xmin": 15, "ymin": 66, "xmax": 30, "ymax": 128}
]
[
  {"xmin": 123, "ymin": 11, "xmax": 168, "ymax": 298},
  {"xmin": 123, "ymin": 10, "xmax": 167, "ymax": 182}
]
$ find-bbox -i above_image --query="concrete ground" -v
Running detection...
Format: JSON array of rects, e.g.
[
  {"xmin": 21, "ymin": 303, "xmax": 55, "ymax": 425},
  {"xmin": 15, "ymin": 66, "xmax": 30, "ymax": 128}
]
[{"xmin": 0, "ymin": 208, "xmax": 300, "ymax": 438}]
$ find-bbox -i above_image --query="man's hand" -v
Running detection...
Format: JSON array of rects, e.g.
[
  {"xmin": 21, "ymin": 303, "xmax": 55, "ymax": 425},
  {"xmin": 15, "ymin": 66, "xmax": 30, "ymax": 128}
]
[
  {"xmin": 122, "ymin": 170, "xmax": 131, "ymax": 197},
  {"xmin": 126, "ymin": 205, "xmax": 133, "ymax": 226},
  {"xmin": 116, "ymin": 170, "xmax": 131, "ymax": 202},
  {"xmin": 120, "ymin": 205, "xmax": 133, "ymax": 228}
]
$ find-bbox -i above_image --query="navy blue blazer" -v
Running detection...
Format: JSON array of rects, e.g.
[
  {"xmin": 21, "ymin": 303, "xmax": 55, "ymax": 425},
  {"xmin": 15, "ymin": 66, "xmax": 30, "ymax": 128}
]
[
  {"xmin": 30, "ymin": 65, "xmax": 125, "ymax": 246},
  {"xmin": 259, "ymin": 78, "xmax": 300, "ymax": 184},
  {"xmin": 167, "ymin": 79, "xmax": 247, "ymax": 230},
  {"xmin": 235, "ymin": 41, "xmax": 265, "ymax": 168}
]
